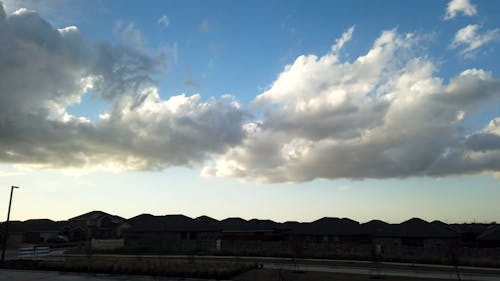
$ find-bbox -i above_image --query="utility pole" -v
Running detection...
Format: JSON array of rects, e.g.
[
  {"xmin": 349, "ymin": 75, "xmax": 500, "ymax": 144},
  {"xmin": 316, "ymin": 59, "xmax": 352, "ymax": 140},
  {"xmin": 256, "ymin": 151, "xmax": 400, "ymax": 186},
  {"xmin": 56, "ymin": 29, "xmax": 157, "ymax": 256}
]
[{"xmin": 1, "ymin": 186, "xmax": 19, "ymax": 265}]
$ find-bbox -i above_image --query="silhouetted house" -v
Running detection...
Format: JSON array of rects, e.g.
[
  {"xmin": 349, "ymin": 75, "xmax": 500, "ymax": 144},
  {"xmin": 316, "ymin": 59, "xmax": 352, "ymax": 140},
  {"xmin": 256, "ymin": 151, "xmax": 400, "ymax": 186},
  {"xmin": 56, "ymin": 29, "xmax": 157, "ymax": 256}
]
[
  {"xmin": 289, "ymin": 218, "xmax": 369, "ymax": 243},
  {"xmin": 363, "ymin": 220, "xmax": 390, "ymax": 237},
  {"xmin": 1, "ymin": 221, "xmax": 23, "ymax": 247},
  {"xmin": 431, "ymin": 220, "xmax": 451, "ymax": 229},
  {"xmin": 196, "ymin": 215, "xmax": 219, "ymax": 224},
  {"xmin": 476, "ymin": 224, "xmax": 500, "ymax": 248},
  {"xmin": 61, "ymin": 222, "xmax": 89, "ymax": 242},
  {"xmin": 450, "ymin": 223, "xmax": 490, "ymax": 245},
  {"xmin": 217, "ymin": 218, "xmax": 286, "ymax": 254},
  {"xmin": 277, "ymin": 218, "xmax": 371, "ymax": 257},
  {"xmin": 122, "ymin": 214, "xmax": 219, "ymax": 252},
  {"xmin": 373, "ymin": 218, "xmax": 458, "ymax": 249},
  {"xmin": 5, "ymin": 219, "xmax": 66, "ymax": 244},
  {"xmin": 66, "ymin": 211, "xmax": 125, "ymax": 240},
  {"xmin": 218, "ymin": 217, "xmax": 249, "ymax": 231},
  {"xmin": 219, "ymin": 218, "xmax": 279, "ymax": 238}
]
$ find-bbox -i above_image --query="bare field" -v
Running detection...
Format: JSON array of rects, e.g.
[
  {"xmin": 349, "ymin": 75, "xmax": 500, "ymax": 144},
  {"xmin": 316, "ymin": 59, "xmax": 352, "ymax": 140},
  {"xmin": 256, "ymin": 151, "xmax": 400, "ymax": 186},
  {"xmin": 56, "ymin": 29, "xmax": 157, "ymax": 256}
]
[{"xmin": 3, "ymin": 257, "xmax": 256, "ymax": 279}]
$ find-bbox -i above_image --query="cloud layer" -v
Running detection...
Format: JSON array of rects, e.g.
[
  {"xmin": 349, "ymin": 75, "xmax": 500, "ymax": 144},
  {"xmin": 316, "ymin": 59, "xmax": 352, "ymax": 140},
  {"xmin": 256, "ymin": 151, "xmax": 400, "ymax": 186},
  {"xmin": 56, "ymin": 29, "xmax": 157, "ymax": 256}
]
[
  {"xmin": 203, "ymin": 29, "xmax": 500, "ymax": 182},
  {"xmin": 0, "ymin": 5, "xmax": 499, "ymax": 183}
]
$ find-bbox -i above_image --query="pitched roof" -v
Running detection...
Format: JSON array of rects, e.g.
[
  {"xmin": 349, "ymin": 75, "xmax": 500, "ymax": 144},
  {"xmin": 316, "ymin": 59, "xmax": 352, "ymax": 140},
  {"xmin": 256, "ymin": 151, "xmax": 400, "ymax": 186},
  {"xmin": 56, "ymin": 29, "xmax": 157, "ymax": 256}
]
[
  {"xmin": 278, "ymin": 221, "xmax": 301, "ymax": 231},
  {"xmin": 69, "ymin": 210, "xmax": 124, "ymax": 221},
  {"xmin": 477, "ymin": 225, "xmax": 500, "ymax": 241},
  {"xmin": 126, "ymin": 214, "xmax": 218, "ymax": 232},
  {"xmin": 127, "ymin": 214, "xmax": 163, "ymax": 231},
  {"xmin": 196, "ymin": 215, "xmax": 219, "ymax": 224},
  {"xmin": 375, "ymin": 218, "xmax": 458, "ymax": 238},
  {"xmin": 246, "ymin": 219, "xmax": 278, "ymax": 231},
  {"xmin": 8, "ymin": 219, "xmax": 66, "ymax": 232},
  {"xmin": 450, "ymin": 223, "xmax": 489, "ymax": 235},
  {"xmin": 363, "ymin": 220, "xmax": 389, "ymax": 235},
  {"xmin": 219, "ymin": 217, "xmax": 249, "ymax": 231},
  {"xmin": 162, "ymin": 215, "xmax": 201, "ymax": 231},
  {"xmin": 431, "ymin": 220, "xmax": 449, "ymax": 228},
  {"xmin": 288, "ymin": 217, "xmax": 366, "ymax": 236}
]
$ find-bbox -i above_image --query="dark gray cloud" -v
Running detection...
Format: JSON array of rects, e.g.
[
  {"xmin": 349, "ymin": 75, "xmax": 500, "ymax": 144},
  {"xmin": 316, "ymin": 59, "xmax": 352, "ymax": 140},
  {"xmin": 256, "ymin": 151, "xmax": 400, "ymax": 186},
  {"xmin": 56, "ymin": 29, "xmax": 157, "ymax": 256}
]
[
  {"xmin": 0, "ymin": 5, "xmax": 247, "ymax": 171},
  {"xmin": 466, "ymin": 133, "xmax": 500, "ymax": 151}
]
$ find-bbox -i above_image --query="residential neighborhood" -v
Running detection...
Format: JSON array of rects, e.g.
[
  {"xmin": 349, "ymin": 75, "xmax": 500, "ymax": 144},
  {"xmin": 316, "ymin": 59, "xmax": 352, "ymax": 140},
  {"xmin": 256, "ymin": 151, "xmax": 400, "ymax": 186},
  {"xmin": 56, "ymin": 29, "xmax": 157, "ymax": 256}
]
[{"xmin": 1, "ymin": 211, "xmax": 499, "ymax": 266}]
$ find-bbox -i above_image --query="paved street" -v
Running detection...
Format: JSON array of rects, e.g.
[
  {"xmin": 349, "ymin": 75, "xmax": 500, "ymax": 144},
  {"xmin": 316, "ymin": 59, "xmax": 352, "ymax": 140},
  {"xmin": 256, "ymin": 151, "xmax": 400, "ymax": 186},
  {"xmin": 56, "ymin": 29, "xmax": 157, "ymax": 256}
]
[
  {"xmin": 0, "ymin": 269, "xmax": 217, "ymax": 281},
  {"xmin": 264, "ymin": 262, "xmax": 500, "ymax": 281}
]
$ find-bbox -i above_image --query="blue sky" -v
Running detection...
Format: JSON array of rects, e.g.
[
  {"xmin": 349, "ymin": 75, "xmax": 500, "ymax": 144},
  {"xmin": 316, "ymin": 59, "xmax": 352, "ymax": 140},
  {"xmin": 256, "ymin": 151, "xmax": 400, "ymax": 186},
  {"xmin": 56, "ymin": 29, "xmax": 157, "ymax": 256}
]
[{"xmin": 0, "ymin": 0, "xmax": 499, "ymax": 223}]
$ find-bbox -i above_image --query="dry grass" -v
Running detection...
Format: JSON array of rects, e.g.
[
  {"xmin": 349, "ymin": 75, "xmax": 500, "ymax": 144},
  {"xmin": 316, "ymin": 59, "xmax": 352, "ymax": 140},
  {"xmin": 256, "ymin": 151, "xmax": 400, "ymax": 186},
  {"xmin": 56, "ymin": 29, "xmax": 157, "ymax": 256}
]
[{"xmin": 4, "ymin": 256, "xmax": 257, "ymax": 279}]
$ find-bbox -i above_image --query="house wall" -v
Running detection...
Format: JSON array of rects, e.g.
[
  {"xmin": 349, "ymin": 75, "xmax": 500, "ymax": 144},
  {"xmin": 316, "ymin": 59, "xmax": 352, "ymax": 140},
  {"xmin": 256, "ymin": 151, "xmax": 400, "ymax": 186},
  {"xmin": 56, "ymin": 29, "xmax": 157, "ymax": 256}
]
[
  {"xmin": 23, "ymin": 231, "xmax": 58, "ymax": 243},
  {"xmin": 374, "ymin": 237, "xmax": 402, "ymax": 248},
  {"xmin": 6, "ymin": 233, "xmax": 23, "ymax": 248},
  {"xmin": 124, "ymin": 232, "xmax": 181, "ymax": 251},
  {"xmin": 220, "ymin": 240, "xmax": 289, "ymax": 255},
  {"xmin": 91, "ymin": 238, "xmax": 124, "ymax": 250},
  {"xmin": 423, "ymin": 238, "xmax": 455, "ymax": 249},
  {"xmin": 374, "ymin": 237, "xmax": 456, "ymax": 250},
  {"xmin": 124, "ymin": 231, "xmax": 219, "ymax": 252},
  {"xmin": 23, "ymin": 232, "xmax": 42, "ymax": 243}
]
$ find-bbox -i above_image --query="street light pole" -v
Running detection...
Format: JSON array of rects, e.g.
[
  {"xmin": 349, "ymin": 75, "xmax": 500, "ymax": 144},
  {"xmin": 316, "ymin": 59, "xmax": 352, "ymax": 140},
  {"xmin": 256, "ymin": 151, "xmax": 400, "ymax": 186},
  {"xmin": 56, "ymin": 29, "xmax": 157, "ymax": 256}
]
[{"xmin": 1, "ymin": 186, "xmax": 19, "ymax": 265}]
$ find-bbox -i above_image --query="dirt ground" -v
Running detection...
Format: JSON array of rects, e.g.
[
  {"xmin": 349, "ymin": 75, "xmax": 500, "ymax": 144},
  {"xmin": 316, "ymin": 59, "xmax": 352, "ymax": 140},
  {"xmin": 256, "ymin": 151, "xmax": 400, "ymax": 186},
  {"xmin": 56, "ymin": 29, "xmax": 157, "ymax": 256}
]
[{"xmin": 234, "ymin": 269, "xmax": 452, "ymax": 281}]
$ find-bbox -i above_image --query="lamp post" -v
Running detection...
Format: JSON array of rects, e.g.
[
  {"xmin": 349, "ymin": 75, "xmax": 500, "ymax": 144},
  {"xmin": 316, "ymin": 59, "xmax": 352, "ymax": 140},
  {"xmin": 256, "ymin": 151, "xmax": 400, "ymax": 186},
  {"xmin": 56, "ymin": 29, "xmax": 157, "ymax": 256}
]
[{"xmin": 1, "ymin": 186, "xmax": 19, "ymax": 265}]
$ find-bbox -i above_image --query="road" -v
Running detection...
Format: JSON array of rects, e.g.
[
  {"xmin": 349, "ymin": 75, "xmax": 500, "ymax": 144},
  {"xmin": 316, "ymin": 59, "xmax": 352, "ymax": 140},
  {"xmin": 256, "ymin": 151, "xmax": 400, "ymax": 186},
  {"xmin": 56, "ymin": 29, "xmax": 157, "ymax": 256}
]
[
  {"xmin": 5, "ymin": 252, "xmax": 500, "ymax": 281},
  {"xmin": 263, "ymin": 262, "xmax": 500, "ymax": 281},
  {"xmin": 0, "ymin": 269, "xmax": 219, "ymax": 281}
]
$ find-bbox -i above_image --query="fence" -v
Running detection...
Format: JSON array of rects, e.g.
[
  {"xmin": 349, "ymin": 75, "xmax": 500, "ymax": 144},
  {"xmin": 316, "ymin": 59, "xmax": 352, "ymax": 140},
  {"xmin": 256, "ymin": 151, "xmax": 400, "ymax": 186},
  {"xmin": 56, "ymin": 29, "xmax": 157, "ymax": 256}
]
[{"xmin": 17, "ymin": 246, "xmax": 50, "ymax": 259}]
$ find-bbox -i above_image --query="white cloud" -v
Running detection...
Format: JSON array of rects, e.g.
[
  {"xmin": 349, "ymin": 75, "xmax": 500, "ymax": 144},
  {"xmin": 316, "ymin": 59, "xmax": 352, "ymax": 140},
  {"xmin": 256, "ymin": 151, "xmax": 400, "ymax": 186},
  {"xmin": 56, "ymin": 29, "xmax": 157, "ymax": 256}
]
[
  {"xmin": 444, "ymin": 0, "xmax": 477, "ymax": 20},
  {"xmin": 158, "ymin": 14, "xmax": 169, "ymax": 28},
  {"xmin": 204, "ymin": 28, "xmax": 500, "ymax": 183},
  {"xmin": 451, "ymin": 24, "xmax": 500, "ymax": 58},
  {"xmin": 2, "ymin": 0, "xmax": 54, "ymax": 14},
  {"xmin": 331, "ymin": 26, "xmax": 354, "ymax": 53},
  {"xmin": 199, "ymin": 19, "xmax": 212, "ymax": 32}
]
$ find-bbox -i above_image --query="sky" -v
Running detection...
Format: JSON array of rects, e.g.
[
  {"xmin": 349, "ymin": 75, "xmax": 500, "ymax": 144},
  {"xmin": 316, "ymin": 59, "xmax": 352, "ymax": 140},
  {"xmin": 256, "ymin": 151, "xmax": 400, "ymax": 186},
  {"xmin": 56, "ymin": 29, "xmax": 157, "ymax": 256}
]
[{"xmin": 0, "ymin": 0, "xmax": 499, "ymax": 223}]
